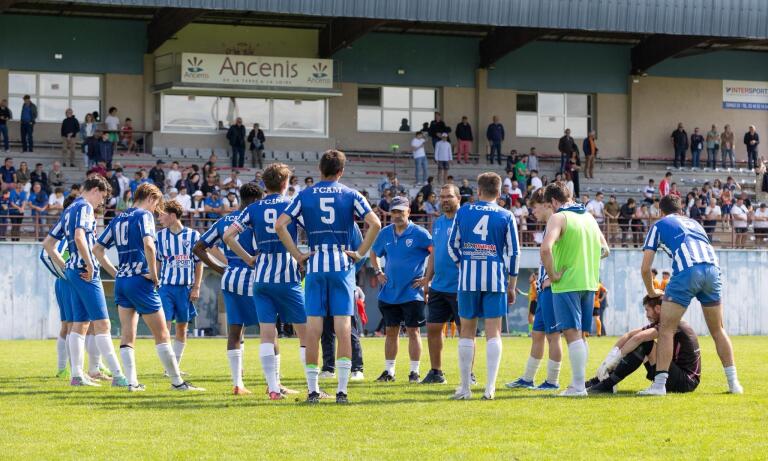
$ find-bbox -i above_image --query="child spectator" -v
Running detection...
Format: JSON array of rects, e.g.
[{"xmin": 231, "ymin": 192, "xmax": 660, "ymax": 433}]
[{"xmin": 119, "ymin": 117, "xmax": 137, "ymax": 154}]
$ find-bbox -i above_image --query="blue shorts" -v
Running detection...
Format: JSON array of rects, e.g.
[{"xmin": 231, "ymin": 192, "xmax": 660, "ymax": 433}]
[
  {"xmin": 553, "ymin": 290, "xmax": 595, "ymax": 332},
  {"xmin": 222, "ymin": 290, "xmax": 259, "ymax": 326},
  {"xmin": 457, "ymin": 291, "xmax": 508, "ymax": 319},
  {"xmin": 65, "ymin": 268, "xmax": 109, "ymax": 322},
  {"xmin": 253, "ymin": 282, "xmax": 307, "ymax": 324},
  {"xmin": 664, "ymin": 264, "xmax": 722, "ymax": 308},
  {"xmin": 54, "ymin": 278, "xmax": 72, "ymax": 323},
  {"xmin": 532, "ymin": 287, "xmax": 558, "ymax": 334},
  {"xmin": 115, "ymin": 275, "xmax": 163, "ymax": 315},
  {"xmin": 304, "ymin": 269, "xmax": 356, "ymax": 317},
  {"xmin": 159, "ymin": 285, "xmax": 197, "ymax": 323}
]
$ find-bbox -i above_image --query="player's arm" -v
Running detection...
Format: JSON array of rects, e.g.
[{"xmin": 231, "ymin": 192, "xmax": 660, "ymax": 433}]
[
  {"xmin": 73, "ymin": 227, "xmax": 95, "ymax": 281},
  {"xmin": 620, "ymin": 327, "xmax": 657, "ymax": 356},
  {"xmin": 191, "ymin": 258, "xmax": 203, "ymax": 302},
  {"xmin": 640, "ymin": 249, "xmax": 660, "ymax": 298},
  {"xmin": 540, "ymin": 213, "xmax": 565, "ymax": 282},
  {"xmin": 422, "ymin": 251, "xmax": 435, "ymax": 287},
  {"xmin": 144, "ymin": 235, "xmax": 159, "ymax": 287},
  {"xmin": 370, "ymin": 248, "xmax": 387, "ymax": 285},
  {"xmin": 42, "ymin": 235, "xmax": 67, "ymax": 270},
  {"xmin": 222, "ymin": 222, "xmax": 256, "ymax": 267},
  {"xmin": 93, "ymin": 243, "xmax": 117, "ymax": 278},
  {"xmin": 192, "ymin": 240, "xmax": 226, "ymax": 275},
  {"xmin": 276, "ymin": 212, "xmax": 311, "ymax": 266},
  {"xmin": 599, "ymin": 231, "xmax": 610, "ymax": 259},
  {"xmin": 346, "ymin": 212, "xmax": 382, "ymax": 262}
]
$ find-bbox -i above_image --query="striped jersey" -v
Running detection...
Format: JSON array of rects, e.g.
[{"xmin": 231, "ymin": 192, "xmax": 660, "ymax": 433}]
[
  {"xmin": 96, "ymin": 208, "xmax": 157, "ymax": 278},
  {"xmin": 234, "ymin": 193, "xmax": 301, "ymax": 284},
  {"xmin": 283, "ymin": 180, "xmax": 372, "ymax": 274},
  {"xmin": 643, "ymin": 214, "xmax": 718, "ymax": 276},
  {"xmin": 55, "ymin": 197, "xmax": 99, "ymax": 272},
  {"xmin": 448, "ymin": 201, "xmax": 520, "ymax": 292},
  {"xmin": 39, "ymin": 237, "xmax": 69, "ymax": 279},
  {"xmin": 200, "ymin": 210, "xmax": 256, "ymax": 296},
  {"xmin": 156, "ymin": 226, "xmax": 201, "ymax": 286},
  {"xmin": 536, "ymin": 230, "xmax": 549, "ymax": 292}
]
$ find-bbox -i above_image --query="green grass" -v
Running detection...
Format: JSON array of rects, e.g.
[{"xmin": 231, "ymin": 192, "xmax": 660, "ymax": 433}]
[{"xmin": 0, "ymin": 336, "xmax": 766, "ymax": 460}]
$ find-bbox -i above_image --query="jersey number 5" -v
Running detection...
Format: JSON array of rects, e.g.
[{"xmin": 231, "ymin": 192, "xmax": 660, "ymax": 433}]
[
  {"xmin": 320, "ymin": 197, "xmax": 335, "ymax": 224},
  {"xmin": 472, "ymin": 215, "xmax": 489, "ymax": 241}
]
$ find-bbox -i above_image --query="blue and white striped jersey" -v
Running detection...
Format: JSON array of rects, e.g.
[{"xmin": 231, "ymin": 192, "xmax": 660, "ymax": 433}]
[
  {"xmin": 235, "ymin": 193, "xmax": 301, "ymax": 284},
  {"xmin": 55, "ymin": 197, "xmax": 99, "ymax": 272},
  {"xmin": 156, "ymin": 227, "xmax": 201, "ymax": 286},
  {"xmin": 96, "ymin": 208, "xmax": 156, "ymax": 278},
  {"xmin": 200, "ymin": 210, "xmax": 256, "ymax": 296},
  {"xmin": 283, "ymin": 180, "xmax": 372, "ymax": 274},
  {"xmin": 448, "ymin": 201, "xmax": 520, "ymax": 292},
  {"xmin": 643, "ymin": 214, "xmax": 718, "ymax": 276},
  {"xmin": 39, "ymin": 237, "xmax": 68, "ymax": 279},
  {"xmin": 536, "ymin": 230, "xmax": 549, "ymax": 292}
]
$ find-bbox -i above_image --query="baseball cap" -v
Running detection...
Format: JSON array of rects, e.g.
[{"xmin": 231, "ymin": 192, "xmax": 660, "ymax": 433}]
[
  {"xmin": 192, "ymin": 190, "xmax": 203, "ymax": 197},
  {"xmin": 391, "ymin": 196, "xmax": 410, "ymax": 212},
  {"xmin": 168, "ymin": 187, "xmax": 178, "ymax": 194},
  {"xmin": 440, "ymin": 132, "xmax": 448, "ymax": 138},
  {"xmin": 156, "ymin": 159, "xmax": 165, "ymax": 165}
]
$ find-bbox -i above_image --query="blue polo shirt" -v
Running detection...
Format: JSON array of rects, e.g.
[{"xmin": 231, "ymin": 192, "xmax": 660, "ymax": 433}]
[
  {"xmin": 371, "ymin": 221, "xmax": 432, "ymax": 304},
  {"xmin": 430, "ymin": 214, "xmax": 459, "ymax": 293},
  {"xmin": 204, "ymin": 196, "xmax": 223, "ymax": 219}
]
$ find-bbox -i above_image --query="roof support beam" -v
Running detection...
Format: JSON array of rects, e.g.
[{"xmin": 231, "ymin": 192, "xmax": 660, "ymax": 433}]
[
  {"xmin": 146, "ymin": 8, "xmax": 203, "ymax": 53},
  {"xmin": 479, "ymin": 27, "xmax": 547, "ymax": 68},
  {"xmin": 630, "ymin": 34, "xmax": 705, "ymax": 74},
  {"xmin": 319, "ymin": 18, "xmax": 385, "ymax": 58}
]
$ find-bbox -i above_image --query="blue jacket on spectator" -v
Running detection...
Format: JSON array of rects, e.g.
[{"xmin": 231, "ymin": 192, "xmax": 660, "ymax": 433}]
[
  {"xmin": 9, "ymin": 189, "xmax": 26, "ymax": 214},
  {"xmin": 486, "ymin": 123, "xmax": 505, "ymax": 143},
  {"xmin": 97, "ymin": 138, "xmax": 113, "ymax": 164},
  {"xmin": 29, "ymin": 191, "xmax": 48, "ymax": 209}
]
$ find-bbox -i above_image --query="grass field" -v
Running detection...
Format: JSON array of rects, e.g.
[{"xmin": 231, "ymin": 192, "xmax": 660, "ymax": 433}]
[{"xmin": 0, "ymin": 336, "xmax": 766, "ymax": 460}]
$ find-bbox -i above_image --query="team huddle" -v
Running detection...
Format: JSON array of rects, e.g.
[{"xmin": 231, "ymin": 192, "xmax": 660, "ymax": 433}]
[{"xmin": 40, "ymin": 149, "xmax": 743, "ymax": 403}]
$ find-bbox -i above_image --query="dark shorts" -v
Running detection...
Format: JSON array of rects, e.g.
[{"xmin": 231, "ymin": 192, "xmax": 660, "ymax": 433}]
[
  {"xmin": 735, "ymin": 227, "xmax": 747, "ymax": 234},
  {"xmin": 437, "ymin": 161, "xmax": 450, "ymax": 171},
  {"xmin": 755, "ymin": 228, "xmax": 768, "ymax": 235},
  {"xmin": 529, "ymin": 300, "xmax": 537, "ymax": 316},
  {"xmin": 426, "ymin": 290, "xmax": 459, "ymax": 324},
  {"xmin": 379, "ymin": 300, "xmax": 426, "ymax": 328},
  {"xmin": 645, "ymin": 363, "xmax": 699, "ymax": 393},
  {"xmin": 592, "ymin": 307, "xmax": 601, "ymax": 316}
]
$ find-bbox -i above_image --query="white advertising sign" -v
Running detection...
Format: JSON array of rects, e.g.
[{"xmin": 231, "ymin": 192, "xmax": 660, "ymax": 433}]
[{"xmin": 723, "ymin": 80, "xmax": 768, "ymax": 110}]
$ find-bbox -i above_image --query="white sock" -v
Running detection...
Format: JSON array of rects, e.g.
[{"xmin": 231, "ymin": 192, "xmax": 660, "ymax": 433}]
[
  {"xmin": 227, "ymin": 349, "xmax": 244, "ymax": 388},
  {"xmin": 240, "ymin": 340, "xmax": 246, "ymax": 377},
  {"xmin": 259, "ymin": 343, "xmax": 279, "ymax": 393},
  {"xmin": 120, "ymin": 346, "xmax": 138, "ymax": 386},
  {"xmin": 485, "ymin": 337, "xmax": 502, "ymax": 395},
  {"xmin": 85, "ymin": 334, "xmax": 100, "ymax": 374},
  {"xmin": 547, "ymin": 359, "xmax": 561, "ymax": 385},
  {"xmin": 56, "ymin": 336, "xmax": 68, "ymax": 371},
  {"xmin": 299, "ymin": 346, "xmax": 306, "ymax": 367},
  {"xmin": 384, "ymin": 359, "xmax": 396, "ymax": 376},
  {"xmin": 523, "ymin": 356, "xmax": 541, "ymax": 382},
  {"xmin": 156, "ymin": 342, "xmax": 183, "ymax": 386},
  {"xmin": 458, "ymin": 338, "xmax": 474, "ymax": 393},
  {"xmin": 68, "ymin": 333, "xmax": 85, "ymax": 379},
  {"xmin": 724, "ymin": 366, "xmax": 739, "ymax": 385},
  {"xmin": 305, "ymin": 365, "xmax": 320, "ymax": 393},
  {"xmin": 95, "ymin": 334, "xmax": 124, "ymax": 378},
  {"xmin": 654, "ymin": 371, "xmax": 669, "ymax": 387},
  {"xmin": 568, "ymin": 339, "xmax": 587, "ymax": 391},
  {"xmin": 337, "ymin": 358, "xmax": 352, "ymax": 394},
  {"xmin": 410, "ymin": 360, "xmax": 420, "ymax": 374},
  {"xmin": 172, "ymin": 340, "xmax": 186, "ymax": 368},
  {"xmin": 274, "ymin": 353, "xmax": 282, "ymax": 386}
]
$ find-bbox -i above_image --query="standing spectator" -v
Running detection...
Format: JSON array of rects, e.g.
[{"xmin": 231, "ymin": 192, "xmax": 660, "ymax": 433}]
[
  {"xmin": 8, "ymin": 182, "xmax": 26, "ymax": 241},
  {"xmin": 619, "ymin": 198, "xmax": 637, "ymax": 247},
  {"xmin": 0, "ymin": 157, "xmax": 16, "ymax": 190},
  {"xmin": 690, "ymin": 127, "xmax": 704, "ymax": 169},
  {"xmin": 659, "ymin": 172, "xmax": 672, "ymax": 197},
  {"xmin": 60, "ymin": 108, "xmax": 80, "ymax": 167},
  {"xmin": 388, "ymin": 177, "xmax": 405, "ymax": 197},
  {"xmin": 706, "ymin": 124, "xmax": 719, "ymax": 169},
  {"xmin": 505, "ymin": 149, "xmax": 518, "ymax": 173},
  {"xmin": 586, "ymin": 192, "xmax": 605, "ymax": 228},
  {"xmin": 527, "ymin": 147, "xmax": 539, "ymax": 173},
  {"xmin": 410, "ymin": 192, "xmax": 426, "ymax": 224},
  {"xmin": 177, "ymin": 186, "xmax": 192, "ymax": 215},
  {"xmin": 149, "ymin": 160, "xmax": 166, "ymax": 192},
  {"xmin": 0, "ymin": 99, "xmax": 11, "ymax": 153},
  {"xmin": 203, "ymin": 153, "xmax": 217, "ymax": 178},
  {"xmin": 757, "ymin": 158, "xmax": 768, "ymax": 205},
  {"xmin": 434, "ymin": 132, "xmax": 452, "ymax": 184},
  {"xmin": 427, "ymin": 112, "xmax": 449, "ymax": 150},
  {"xmin": 730, "ymin": 197, "xmax": 749, "ymax": 248},
  {"xmin": 30, "ymin": 163, "xmax": 48, "ymax": 193},
  {"xmin": 454, "ymin": 116, "xmax": 473, "ymax": 164},
  {"xmin": 498, "ymin": 185, "xmax": 512, "ymax": 210},
  {"xmin": 508, "ymin": 180, "xmax": 523, "ymax": 204},
  {"xmin": 97, "ymin": 131, "xmax": 114, "ymax": 168},
  {"xmin": 398, "ymin": 118, "xmax": 410, "ymax": 132},
  {"xmin": 28, "ymin": 181, "xmax": 48, "ymax": 235},
  {"xmin": 104, "ymin": 106, "xmax": 120, "ymax": 149},
  {"xmin": 744, "ymin": 125, "xmax": 760, "ymax": 171},
  {"xmin": 458, "ymin": 179, "xmax": 473, "ymax": 205},
  {"xmin": 119, "ymin": 118, "xmax": 137, "ymax": 154},
  {"xmin": 423, "ymin": 192, "xmax": 440, "ymax": 224},
  {"xmin": 514, "ymin": 155, "xmax": 528, "ymax": 188},
  {"xmin": 411, "ymin": 131, "xmax": 428, "ymax": 186},
  {"xmin": 643, "ymin": 179, "xmax": 655, "ymax": 204},
  {"xmin": 566, "ymin": 152, "xmax": 581, "ymax": 198},
  {"xmin": 19, "ymin": 95, "xmax": 37, "ymax": 152},
  {"xmin": 16, "ymin": 161, "xmax": 31, "ymax": 193},
  {"xmin": 558, "ymin": 128, "xmax": 577, "ymax": 173},
  {"xmin": 671, "ymin": 122, "xmax": 688, "ymax": 168},
  {"xmin": 247, "ymin": 123, "xmax": 266, "ymax": 169},
  {"xmin": 378, "ymin": 189, "xmax": 393, "ymax": 224},
  {"xmin": 582, "ymin": 131, "xmax": 598, "ymax": 179},
  {"xmin": 166, "ymin": 161, "xmax": 182, "ymax": 191},
  {"xmin": 720, "ymin": 124, "xmax": 736, "ymax": 169},
  {"xmin": 486, "ymin": 115, "xmax": 505, "ymax": 165},
  {"xmin": 227, "ymin": 117, "xmax": 246, "ymax": 168},
  {"xmin": 106, "ymin": 168, "xmax": 120, "ymax": 202},
  {"xmin": 418, "ymin": 176, "xmax": 434, "ymax": 201},
  {"xmin": 703, "ymin": 199, "xmax": 721, "ymax": 242},
  {"xmin": 604, "ymin": 194, "xmax": 620, "ymax": 244},
  {"xmin": 753, "ymin": 203, "xmax": 768, "ymax": 246},
  {"xmin": 114, "ymin": 167, "xmax": 130, "ymax": 199},
  {"xmin": 511, "ymin": 199, "xmax": 528, "ymax": 234},
  {"xmin": 80, "ymin": 113, "xmax": 98, "ymax": 167},
  {"xmin": 529, "ymin": 169, "xmax": 543, "ymax": 193}
]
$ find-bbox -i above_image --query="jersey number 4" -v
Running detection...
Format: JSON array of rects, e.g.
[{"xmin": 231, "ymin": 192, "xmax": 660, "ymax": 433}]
[{"xmin": 472, "ymin": 215, "xmax": 489, "ymax": 241}]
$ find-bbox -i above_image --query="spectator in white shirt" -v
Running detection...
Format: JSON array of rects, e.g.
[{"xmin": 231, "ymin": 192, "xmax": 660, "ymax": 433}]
[
  {"xmin": 176, "ymin": 186, "xmax": 192, "ymax": 214},
  {"xmin": 434, "ymin": 132, "xmax": 452, "ymax": 184},
  {"xmin": 586, "ymin": 192, "xmax": 606, "ymax": 225},
  {"xmin": 104, "ymin": 106, "xmax": 120, "ymax": 147},
  {"xmin": 166, "ymin": 161, "xmax": 182, "ymax": 190},
  {"xmin": 730, "ymin": 197, "xmax": 749, "ymax": 248},
  {"xmin": 289, "ymin": 175, "xmax": 302, "ymax": 194},
  {"xmin": 529, "ymin": 169, "xmax": 543, "ymax": 193},
  {"xmin": 222, "ymin": 170, "xmax": 242, "ymax": 191},
  {"xmin": 115, "ymin": 167, "xmax": 130, "ymax": 198},
  {"xmin": 511, "ymin": 199, "xmax": 528, "ymax": 232},
  {"xmin": 643, "ymin": 179, "xmax": 655, "ymax": 204},
  {"xmin": 411, "ymin": 131, "xmax": 428, "ymax": 186},
  {"xmin": 47, "ymin": 187, "xmax": 65, "ymax": 216},
  {"xmin": 753, "ymin": 203, "xmax": 768, "ymax": 245},
  {"xmin": 502, "ymin": 170, "xmax": 515, "ymax": 192},
  {"xmin": 508, "ymin": 180, "xmax": 523, "ymax": 203},
  {"xmin": 703, "ymin": 200, "xmax": 722, "ymax": 241},
  {"xmin": 527, "ymin": 147, "xmax": 539, "ymax": 172}
]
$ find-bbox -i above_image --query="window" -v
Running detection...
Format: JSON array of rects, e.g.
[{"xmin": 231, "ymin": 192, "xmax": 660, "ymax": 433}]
[
  {"xmin": 357, "ymin": 86, "xmax": 437, "ymax": 132},
  {"xmin": 8, "ymin": 72, "xmax": 101, "ymax": 122},
  {"xmin": 515, "ymin": 92, "xmax": 593, "ymax": 139},
  {"xmin": 161, "ymin": 95, "xmax": 327, "ymax": 137}
]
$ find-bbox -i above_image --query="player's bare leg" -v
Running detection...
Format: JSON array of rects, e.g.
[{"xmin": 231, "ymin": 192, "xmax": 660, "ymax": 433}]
[
  {"xmin": 638, "ymin": 300, "xmax": 684, "ymax": 396},
  {"xmin": 379, "ymin": 325, "xmax": 399, "ymax": 381},
  {"xmin": 702, "ymin": 303, "xmax": 742, "ymax": 393},
  {"xmin": 426, "ymin": 322, "xmax": 444, "ymax": 371},
  {"xmin": 334, "ymin": 315, "xmax": 352, "ymax": 403}
]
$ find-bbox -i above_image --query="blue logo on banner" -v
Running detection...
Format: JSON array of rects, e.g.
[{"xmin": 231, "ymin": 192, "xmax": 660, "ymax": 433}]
[{"xmin": 723, "ymin": 102, "xmax": 768, "ymax": 110}]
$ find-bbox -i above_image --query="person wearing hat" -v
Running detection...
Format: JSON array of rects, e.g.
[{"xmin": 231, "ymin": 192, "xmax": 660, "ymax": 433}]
[
  {"xmin": 190, "ymin": 190, "xmax": 205, "ymax": 228},
  {"xmin": 370, "ymin": 196, "xmax": 433, "ymax": 383},
  {"xmin": 149, "ymin": 159, "xmax": 166, "ymax": 193},
  {"xmin": 434, "ymin": 132, "xmax": 453, "ymax": 185}
]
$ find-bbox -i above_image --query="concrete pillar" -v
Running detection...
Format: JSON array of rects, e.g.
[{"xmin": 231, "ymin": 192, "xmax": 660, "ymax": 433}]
[{"xmin": 475, "ymin": 68, "xmax": 488, "ymax": 157}]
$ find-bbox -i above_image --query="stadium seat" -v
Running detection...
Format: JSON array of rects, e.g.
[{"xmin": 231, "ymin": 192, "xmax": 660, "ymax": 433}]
[
  {"xmin": 198, "ymin": 148, "xmax": 213, "ymax": 160},
  {"xmin": 167, "ymin": 147, "xmax": 182, "ymax": 158},
  {"xmin": 213, "ymin": 148, "xmax": 228, "ymax": 159},
  {"xmin": 151, "ymin": 146, "xmax": 166, "ymax": 158},
  {"xmin": 182, "ymin": 148, "xmax": 197, "ymax": 158}
]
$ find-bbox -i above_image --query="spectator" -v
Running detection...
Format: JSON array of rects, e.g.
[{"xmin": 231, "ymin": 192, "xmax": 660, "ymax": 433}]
[
  {"xmin": 566, "ymin": 151, "xmax": 581, "ymax": 197},
  {"xmin": 119, "ymin": 118, "xmax": 137, "ymax": 154},
  {"xmin": 19, "ymin": 95, "xmax": 37, "ymax": 153},
  {"xmin": 427, "ymin": 112, "xmax": 449, "ymax": 149},
  {"xmin": 224, "ymin": 190, "xmax": 239, "ymax": 212},
  {"xmin": 689, "ymin": 197, "xmax": 703, "ymax": 223},
  {"xmin": 558, "ymin": 128, "xmax": 577, "ymax": 173},
  {"xmin": 754, "ymin": 203, "xmax": 768, "ymax": 246},
  {"xmin": 411, "ymin": 131, "xmax": 428, "ymax": 186},
  {"xmin": 423, "ymin": 192, "xmax": 440, "ymax": 223},
  {"xmin": 706, "ymin": 124, "xmax": 719, "ymax": 169},
  {"xmin": 633, "ymin": 203, "xmax": 650, "ymax": 246},
  {"xmin": 8, "ymin": 182, "xmax": 26, "ymax": 241},
  {"xmin": 527, "ymin": 147, "xmax": 539, "ymax": 172},
  {"xmin": 744, "ymin": 125, "xmax": 759, "ymax": 171},
  {"xmin": 203, "ymin": 153, "xmax": 217, "ymax": 178},
  {"xmin": 28, "ymin": 181, "xmax": 48, "ymax": 233},
  {"xmin": 410, "ymin": 191, "xmax": 426, "ymax": 224},
  {"xmin": 114, "ymin": 167, "xmax": 130, "ymax": 198},
  {"xmin": 690, "ymin": 127, "xmax": 704, "ymax": 169},
  {"xmin": 669, "ymin": 182, "xmax": 681, "ymax": 198},
  {"xmin": 720, "ymin": 124, "xmax": 736, "ymax": 169},
  {"xmin": 116, "ymin": 189, "xmax": 132, "ymax": 212},
  {"xmin": 649, "ymin": 197, "xmax": 661, "ymax": 220},
  {"xmin": 129, "ymin": 170, "xmax": 146, "ymax": 196},
  {"xmin": 105, "ymin": 169, "xmax": 120, "ymax": 202},
  {"xmin": 643, "ymin": 179, "xmax": 655, "ymax": 204},
  {"xmin": 455, "ymin": 116, "xmax": 473, "ymax": 164},
  {"xmin": 227, "ymin": 117, "xmax": 246, "ymax": 168},
  {"xmin": 508, "ymin": 180, "xmax": 523, "ymax": 204},
  {"xmin": 659, "ymin": 171, "xmax": 672, "ymax": 197},
  {"xmin": 586, "ymin": 192, "xmax": 605, "ymax": 227},
  {"xmin": 505, "ymin": 149, "xmax": 518, "ymax": 173},
  {"xmin": 486, "ymin": 115, "xmax": 505, "ymax": 165},
  {"xmin": 619, "ymin": 198, "xmax": 636, "ymax": 247},
  {"xmin": 204, "ymin": 190, "xmax": 224, "ymax": 221},
  {"xmin": 288, "ymin": 175, "xmax": 301, "ymax": 194},
  {"xmin": 30, "ymin": 163, "xmax": 48, "ymax": 193},
  {"xmin": 388, "ymin": 177, "xmax": 405, "ymax": 197},
  {"xmin": 711, "ymin": 178, "xmax": 723, "ymax": 202},
  {"xmin": 731, "ymin": 197, "xmax": 749, "ymax": 248},
  {"xmin": 563, "ymin": 172, "xmax": 575, "ymax": 198},
  {"xmin": 97, "ymin": 131, "xmax": 114, "ymax": 169},
  {"xmin": 149, "ymin": 160, "xmax": 166, "ymax": 192},
  {"xmin": 80, "ymin": 113, "xmax": 98, "ymax": 167},
  {"xmin": 757, "ymin": 159, "xmax": 768, "ymax": 205},
  {"xmin": 222, "ymin": 170, "xmax": 243, "ymax": 192},
  {"xmin": 47, "ymin": 187, "xmax": 65, "ymax": 217},
  {"xmin": 418, "ymin": 176, "xmax": 434, "ymax": 201},
  {"xmin": 166, "ymin": 161, "xmax": 182, "ymax": 191},
  {"xmin": 502, "ymin": 169, "xmax": 515, "ymax": 192},
  {"xmin": 529, "ymin": 169, "xmax": 543, "ymax": 193},
  {"xmin": 0, "ymin": 157, "xmax": 16, "ymax": 190},
  {"xmin": 378, "ymin": 189, "xmax": 393, "ymax": 223},
  {"xmin": 419, "ymin": 122, "xmax": 429, "ymax": 136},
  {"xmin": 498, "ymin": 185, "xmax": 512, "ymax": 210},
  {"xmin": 190, "ymin": 190, "xmax": 205, "ymax": 227},
  {"xmin": 581, "ymin": 194, "xmax": 590, "ymax": 206},
  {"xmin": 16, "ymin": 161, "xmax": 31, "ymax": 192},
  {"xmin": 398, "ymin": 118, "xmax": 410, "ymax": 132},
  {"xmin": 511, "ymin": 198, "xmax": 528, "ymax": 233},
  {"xmin": 247, "ymin": 123, "xmax": 266, "ymax": 169},
  {"xmin": 582, "ymin": 131, "xmax": 598, "ymax": 179},
  {"xmin": 202, "ymin": 173, "xmax": 220, "ymax": 196},
  {"xmin": 87, "ymin": 160, "xmax": 107, "ymax": 179},
  {"xmin": 724, "ymin": 175, "xmax": 742, "ymax": 198},
  {"xmin": 671, "ymin": 122, "xmax": 688, "ymax": 168},
  {"xmin": 378, "ymin": 172, "xmax": 393, "ymax": 195},
  {"xmin": 458, "ymin": 179, "xmax": 473, "ymax": 205},
  {"xmin": 514, "ymin": 155, "xmax": 527, "ymax": 188},
  {"xmin": 177, "ymin": 186, "xmax": 192, "ymax": 214},
  {"xmin": 703, "ymin": 199, "xmax": 721, "ymax": 241},
  {"xmin": 104, "ymin": 106, "xmax": 120, "ymax": 148},
  {"xmin": 0, "ymin": 99, "xmax": 11, "ymax": 153},
  {"xmin": 434, "ymin": 132, "xmax": 452, "ymax": 184},
  {"xmin": 0, "ymin": 188, "xmax": 9, "ymax": 240},
  {"xmin": 720, "ymin": 186, "xmax": 733, "ymax": 229}
]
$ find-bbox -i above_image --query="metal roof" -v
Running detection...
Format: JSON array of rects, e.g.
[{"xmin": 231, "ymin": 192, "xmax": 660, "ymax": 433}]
[{"xmin": 69, "ymin": 0, "xmax": 768, "ymax": 40}]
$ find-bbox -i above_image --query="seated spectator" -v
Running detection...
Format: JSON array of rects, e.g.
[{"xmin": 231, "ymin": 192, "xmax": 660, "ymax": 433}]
[
  {"xmin": 509, "ymin": 180, "xmax": 523, "ymax": 204},
  {"xmin": 586, "ymin": 192, "xmax": 605, "ymax": 227},
  {"xmin": 511, "ymin": 199, "xmax": 528, "ymax": 233},
  {"xmin": 703, "ymin": 200, "xmax": 721, "ymax": 241},
  {"xmin": 529, "ymin": 169, "xmax": 543, "ymax": 193},
  {"xmin": 643, "ymin": 179, "xmax": 655, "ymax": 204},
  {"xmin": 8, "ymin": 182, "xmax": 26, "ymax": 241},
  {"xmin": 649, "ymin": 197, "xmax": 661, "ymax": 220},
  {"xmin": 754, "ymin": 203, "xmax": 768, "ymax": 246},
  {"xmin": 505, "ymin": 150, "xmax": 518, "ymax": 173},
  {"xmin": 285, "ymin": 186, "xmax": 297, "ymax": 200},
  {"xmin": 459, "ymin": 179, "xmax": 473, "ymax": 205},
  {"xmin": 176, "ymin": 186, "xmax": 192, "ymax": 214},
  {"xmin": 166, "ymin": 161, "xmax": 182, "ymax": 191},
  {"xmin": 378, "ymin": 189, "xmax": 393, "ymax": 223},
  {"xmin": 28, "ymin": 181, "xmax": 48, "ymax": 232},
  {"xmin": 0, "ymin": 188, "xmax": 9, "ymax": 240},
  {"xmin": 119, "ymin": 117, "xmax": 137, "ymax": 154},
  {"xmin": 619, "ymin": 198, "xmax": 636, "ymax": 247},
  {"xmin": 116, "ymin": 189, "xmax": 132, "ymax": 212},
  {"xmin": 224, "ymin": 190, "xmax": 239, "ymax": 212},
  {"xmin": 47, "ymin": 187, "xmax": 65, "ymax": 217},
  {"xmin": 423, "ymin": 192, "xmax": 440, "ymax": 223},
  {"xmin": 204, "ymin": 190, "xmax": 224, "ymax": 221},
  {"xmin": 289, "ymin": 175, "xmax": 301, "ymax": 193},
  {"xmin": 0, "ymin": 157, "xmax": 16, "ymax": 190},
  {"xmin": 304, "ymin": 176, "xmax": 314, "ymax": 189},
  {"xmin": 87, "ymin": 160, "xmax": 107, "ymax": 178},
  {"xmin": 388, "ymin": 176, "xmax": 405, "ymax": 196},
  {"xmin": 185, "ymin": 172, "xmax": 203, "ymax": 195},
  {"xmin": 17, "ymin": 161, "xmax": 31, "ymax": 193},
  {"xmin": 202, "ymin": 173, "xmax": 220, "ymax": 196},
  {"xmin": 30, "ymin": 163, "xmax": 48, "ymax": 193},
  {"xmin": 499, "ymin": 185, "xmax": 512, "ymax": 210},
  {"xmin": 410, "ymin": 192, "xmax": 426, "ymax": 225},
  {"xmin": 223, "ymin": 170, "xmax": 243, "ymax": 191},
  {"xmin": 190, "ymin": 190, "xmax": 205, "ymax": 228},
  {"xmin": 669, "ymin": 182, "xmax": 681, "ymax": 198},
  {"xmin": 166, "ymin": 186, "xmax": 179, "ymax": 202},
  {"xmin": 418, "ymin": 176, "xmax": 434, "ymax": 202},
  {"xmin": 378, "ymin": 172, "xmax": 393, "ymax": 195}
]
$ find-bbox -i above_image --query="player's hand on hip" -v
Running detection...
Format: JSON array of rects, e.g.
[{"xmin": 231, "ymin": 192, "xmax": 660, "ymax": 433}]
[
  {"xmin": 344, "ymin": 250, "xmax": 363, "ymax": 262},
  {"xmin": 190, "ymin": 286, "xmax": 200, "ymax": 302},
  {"xmin": 507, "ymin": 286, "xmax": 517, "ymax": 304},
  {"xmin": 246, "ymin": 254, "xmax": 257, "ymax": 267},
  {"xmin": 81, "ymin": 265, "xmax": 94, "ymax": 282},
  {"xmin": 295, "ymin": 251, "xmax": 313, "ymax": 268},
  {"xmin": 411, "ymin": 277, "xmax": 427, "ymax": 289},
  {"xmin": 648, "ymin": 288, "xmax": 664, "ymax": 298},
  {"xmin": 376, "ymin": 273, "xmax": 388, "ymax": 285},
  {"xmin": 550, "ymin": 269, "xmax": 565, "ymax": 283}
]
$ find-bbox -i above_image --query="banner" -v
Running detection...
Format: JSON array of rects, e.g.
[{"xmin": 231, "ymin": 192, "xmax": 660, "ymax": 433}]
[
  {"xmin": 723, "ymin": 80, "xmax": 768, "ymax": 110},
  {"xmin": 181, "ymin": 53, "xmax": 333, "ymax": 89}
]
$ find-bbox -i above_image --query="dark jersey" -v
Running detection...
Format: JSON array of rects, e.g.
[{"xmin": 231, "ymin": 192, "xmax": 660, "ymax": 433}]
[{"xmin": 645, "ymin": 320, "xmax": 701, "ymax": 381}]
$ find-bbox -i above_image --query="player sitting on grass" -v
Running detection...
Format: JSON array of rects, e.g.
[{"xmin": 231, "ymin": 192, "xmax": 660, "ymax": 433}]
[{"xmin": 585, "ymin": 295, "xmax": 700, "ymax": 394}]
